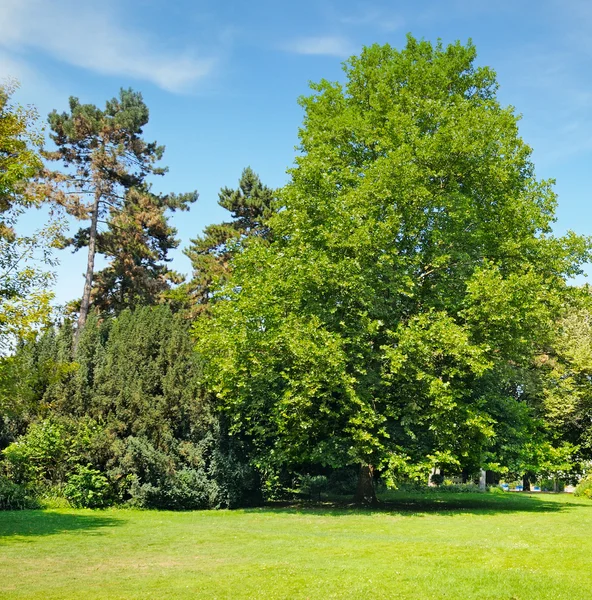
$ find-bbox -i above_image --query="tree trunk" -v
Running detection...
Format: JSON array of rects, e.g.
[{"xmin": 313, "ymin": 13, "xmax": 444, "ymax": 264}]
[
  {"xmin": 522, "ymin": 474, "xmax": 531, "ymax": 492},
  {"xmin": 354, "ymin": 463, "xmax": 378, "ymax": 506},
  {"xmin": 74, "ymin": 192, "xmax": 100, "ymax": 350}
]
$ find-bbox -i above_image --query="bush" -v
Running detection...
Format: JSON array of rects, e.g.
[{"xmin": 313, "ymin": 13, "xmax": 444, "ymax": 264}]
[
  {"xmin": 0, "ymin": 476, "xmax": 38, "ymax": 510},
  {"xmin": 2, "ymin": 417, "xmax": 107, "ymax": 486},
  {"xmin": 327, "ymin": 468, "xmax": 358, "ymax": 496},
  {"xmin": 300, "ymin": 474, "xmax": 328, "ymax": 500},
  {"xmin": 574, "ymin": 476, "xmax": 592, "ymax": 499},
  {"xmin": 396, "ymin": 482, "xmax": 483, "ymax": 494},
  {"xmin": 64, "ymin": 465, "xmax": 113, "ymax": 508}
]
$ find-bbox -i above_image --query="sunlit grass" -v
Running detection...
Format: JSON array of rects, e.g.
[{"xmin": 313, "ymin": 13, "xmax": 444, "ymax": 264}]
[{"xmin": 1, "ymin": 492, "xmax": 591, "ymax": 599}]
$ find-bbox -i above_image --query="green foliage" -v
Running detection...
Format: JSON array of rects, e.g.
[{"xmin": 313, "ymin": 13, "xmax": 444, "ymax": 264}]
[
  {"xmin": 0, "ymin": 475, "xmax": 38, "ymax": 510},
  {"xmin": 540, "ymin": 294, "xmax": 592, "ymax": 460},
  {"xmin": 299, "ymin": 474, "xmax": 328, "ymax": 500},
  {"xmin": 574, "ymin": 476, "xmax": 592, "ymax": 499},
  {"xmin": 64, "ymin": 465, "xmax": 113, "ymax": 508},
  {"xmin": 0, "ymin": 81, "xmax": 63, "ymax": 352},
  {"xmin": 394, "ymin": 481, "xmax": 483, "ymax": 494},
  {"xmin": 197, "ymin": 36, "xmax": 590, "ymax": 485},
  {"xmin": 3, "ymin": 306, "xmax": 260, "ymax": 509},
  {"xmin": 185, "ymin": 167, "xmax": 276, "ymax": 315},
  {"xmin": 1, "ymin": 417, "xmax": 106, "ymax": 486}
]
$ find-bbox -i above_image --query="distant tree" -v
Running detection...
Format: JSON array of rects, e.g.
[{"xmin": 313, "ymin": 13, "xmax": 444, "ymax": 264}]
[
  {"xmin": 185, "ymin": 167, "xmax": 275, "ymax": 314},
  {"xmin": 540, "ymin": 291, "xmax": 592, "ymax": 461},
  {"xmin": 196, "ymin": 37, "xmax": 590, "ymax": 504}
]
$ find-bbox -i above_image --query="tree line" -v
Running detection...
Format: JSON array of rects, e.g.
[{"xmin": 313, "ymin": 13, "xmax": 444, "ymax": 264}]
[{"xmin": 1, "ymin": 36, "xmax": 592, "ymax": 509}]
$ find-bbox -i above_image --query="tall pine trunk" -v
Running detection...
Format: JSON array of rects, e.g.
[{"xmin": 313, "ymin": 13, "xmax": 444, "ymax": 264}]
[
  {"xmin": 354, "ymin": 463, "xmax": 378, "ymax": 506},
  {"xmin": 74, "ymin": 192, "xmax": 100, "ymax": 350}
]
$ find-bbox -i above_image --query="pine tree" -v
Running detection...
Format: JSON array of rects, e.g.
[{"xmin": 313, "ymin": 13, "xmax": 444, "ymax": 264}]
[
  {"xmin": 44, "ymin": 89, "xmax": 174, "ymax": 342},
  {"xmin": 184, "ymin": 167, "xmax": 275, "ymax": 313},
  {"xmin": 83, "ymin": 186, "xmax": 196, "ymax": 315}
]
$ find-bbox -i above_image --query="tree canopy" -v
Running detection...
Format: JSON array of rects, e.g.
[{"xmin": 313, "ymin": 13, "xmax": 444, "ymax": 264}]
[
  {"xmin": 196, "ymin": 36, "xmax": 590, "ymax": 500},
  {"xmin": 0, "ymin": 81, "xmax": 61, "ymax": 351},
  {"xmin": 44, "ymin": 89, "xmax": 196, "ymax": 333},
  {"xmin": 185, "ymin": 167, "xmax": 276, "ymax": 314}
]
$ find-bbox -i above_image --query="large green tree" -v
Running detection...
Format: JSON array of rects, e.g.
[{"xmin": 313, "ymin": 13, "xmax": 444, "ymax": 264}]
[
  {"xmin": 196, "ymin": 37, "xmax": 590, "ymax": 503},
  {"xmin": 539, "ymin": 290, "xmax": 592, "ymax": 462}
]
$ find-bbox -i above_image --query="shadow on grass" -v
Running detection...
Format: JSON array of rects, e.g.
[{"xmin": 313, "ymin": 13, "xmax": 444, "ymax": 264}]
[
  {"xmin": 0, "ymin": 510, "xmax": 124, "ymax": 540},
  {"xmin": 250, "ymin": 492, "xmax": 591, "ymax": 518}
]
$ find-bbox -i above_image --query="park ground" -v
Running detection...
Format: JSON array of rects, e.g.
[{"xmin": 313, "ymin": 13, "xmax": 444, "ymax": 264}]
[{"xmin": 1, "ymin": 492, "xmax": 591, "ymax": 599}]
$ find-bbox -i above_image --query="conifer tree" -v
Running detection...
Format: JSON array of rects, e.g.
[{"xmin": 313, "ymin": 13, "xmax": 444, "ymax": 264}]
[
  {"xmin": 44, "ymin": 89, "xmax": 183, "ymax": 341},
  {"xmin": 78, "ymin": 186, "xmax": 195, "ymax": 315},
  {"xmin": 184, "ymin": 167, "xmax": 275, "ymax": 313}
]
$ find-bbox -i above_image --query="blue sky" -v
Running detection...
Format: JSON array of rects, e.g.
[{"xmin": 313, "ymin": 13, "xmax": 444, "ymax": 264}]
[{"xmin": 2, "ymin": 0, "xmax": 591, "ymax": 305}]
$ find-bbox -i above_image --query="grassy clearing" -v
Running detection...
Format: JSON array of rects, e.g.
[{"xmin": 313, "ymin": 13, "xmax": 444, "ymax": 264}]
[{"xmin": 1, "ymin": 492, "xmax": 591, "ymax": 599}]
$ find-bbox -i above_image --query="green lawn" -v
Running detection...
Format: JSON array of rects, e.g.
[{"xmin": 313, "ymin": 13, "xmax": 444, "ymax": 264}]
[{"xmin": 1, "ymin": 492, "xmax": 591, "ymax": 599}]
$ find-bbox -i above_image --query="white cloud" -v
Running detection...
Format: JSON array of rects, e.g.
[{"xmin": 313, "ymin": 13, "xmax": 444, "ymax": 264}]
[
  {"xmin": 339, "ymin": 8, "xmax": 404, "ymax": 32},
  {"xmin": 283, "ymin": 35, "xmax": 355, "ymax": 58},
  {"xmin": 0, "ymin": 0, "xmax": 217, "ymax": 93}
]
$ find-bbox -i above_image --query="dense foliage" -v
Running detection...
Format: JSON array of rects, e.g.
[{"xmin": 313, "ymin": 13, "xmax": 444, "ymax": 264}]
[
  {"xmin": 0, "ymin": 81, "xmax": 61, "ymax": 350},
  {"xmin": 1, "ymin": 307, "xmax": 259, "ymax": 509},
  {"xmin": 196, "ymin": 36, "xmax": 590, "ymax": 502},
  {"xmin": 2, "ymin": 37, "xmax": 592, "ymax": 509}
]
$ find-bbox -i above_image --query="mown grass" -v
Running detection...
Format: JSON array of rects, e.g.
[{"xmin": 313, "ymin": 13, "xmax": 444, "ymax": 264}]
[{"xmin": 1, "ymin": 492, "xmax": 591, "ymax": 599}]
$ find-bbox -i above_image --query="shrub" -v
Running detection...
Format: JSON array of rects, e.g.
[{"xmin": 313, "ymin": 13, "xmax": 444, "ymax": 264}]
[
  {"xmin": 574, "ymin": 476, "xmax": 592, "ymax": 499},
  {"xmin": 396, "ymin": 482, "xmax": 483, "ymax": 494},
  {"xmin": 2, "ymin": 417, "xmax": 107, "ymax": 486},
  {"xmin": 0, "ymin": 476, "xmax": 38, "ymax": 510},
  {"xmin": 327, "ymin": 468, "xmax": 358, "ymax": 495},
  {"xmin": 300, "ymin": 474, "xmax": 328, "ymax": 500},
  {"xmin": 64, "ymin": 465, "xmax": 113, "ymax": 508},
  {"xmin": 129, "ymin": 468, "xmax": 218, "ymax": 510}
]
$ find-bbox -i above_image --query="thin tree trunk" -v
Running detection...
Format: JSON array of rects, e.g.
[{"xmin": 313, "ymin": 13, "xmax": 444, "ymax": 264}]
[
  {"xmin": 74, "ymin": 192, "xmax": 100, "ymax": 350},
  {"xmin": 354, "ymin": 463, "xmax": 378, "ymax": 506},
  {"xmin": 522, "ymin": 473, "xmax": 531, "ymax": 492}
]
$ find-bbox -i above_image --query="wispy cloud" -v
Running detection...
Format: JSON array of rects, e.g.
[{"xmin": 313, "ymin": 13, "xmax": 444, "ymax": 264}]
[
  {"xmin": 0, "ymin": 0, "xmax": 217, "ymax": 93},
  {"xmin": 339, "ymin": 7, "xmax": 404, "ymax": 32},
  {"xmin": 283, "ymin": 35, "xmax": 355, "ymax": 58}
]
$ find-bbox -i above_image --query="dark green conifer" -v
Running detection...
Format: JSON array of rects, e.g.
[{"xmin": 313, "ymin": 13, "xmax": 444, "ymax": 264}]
[{"xmin": 184, "ymin": 167, "xmax": 276, "ymax": 313}]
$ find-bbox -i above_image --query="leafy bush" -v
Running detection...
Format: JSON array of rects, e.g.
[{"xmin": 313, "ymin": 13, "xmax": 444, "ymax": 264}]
[
  {"xmin": 115, "ymin": 436, "xmax": 225, "ymax": 510},
  {"xmin": 64, "ymin": 465, "xmax": 113, "ymax": 508},
  {"xmin": 130, "ymin": 468, "xmax": 218, "ymax": 510},
  {"xmin": 0, "ymin": 476, "xmax": 38, "ymax": 510},
  {"xmin": 396, "ymin": 482, "xmax": 483, "ymax": 494},
  {"xmin": 574, "ymin": 476, "xmax": 592, "ymax": 499},
  {"xmin": 2, "ymin": 417, "xmax": 107, "ymax": 486},
  {"xmin": 2, "ymin": 419, "xmax": 69, "ymax": 484},
  {"xmin": 299, "ymin": 474, "xmax": 328, "ymax": 500}
]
